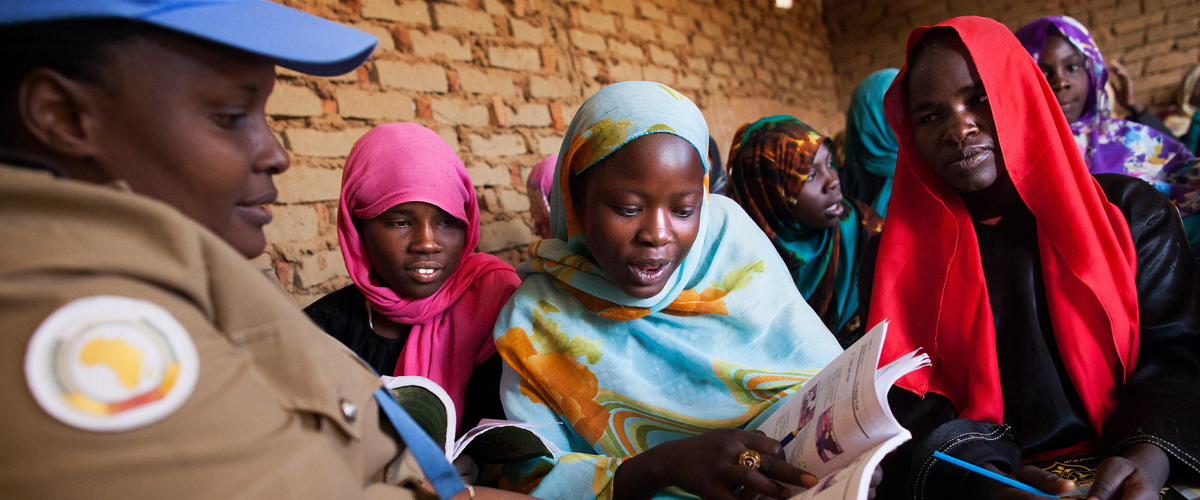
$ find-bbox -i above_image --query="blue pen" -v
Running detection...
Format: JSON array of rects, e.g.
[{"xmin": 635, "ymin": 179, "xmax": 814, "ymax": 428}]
[
  {"xmin": 779, "ymin": 429, "xmax": 799, "ymax": 448},
  {"xmin": 932, "ymin": 451, "xmax": 1060, "ymax": 498}
]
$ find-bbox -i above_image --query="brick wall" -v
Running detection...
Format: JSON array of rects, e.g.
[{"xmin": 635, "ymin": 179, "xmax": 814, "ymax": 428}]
[
  {"xmin": 263, "ymin": 0, "xmax": 841, "ymax": 305},
  {"xmin": 823, "ymin": 0, "xmax": 1200, "ymax": 112}
]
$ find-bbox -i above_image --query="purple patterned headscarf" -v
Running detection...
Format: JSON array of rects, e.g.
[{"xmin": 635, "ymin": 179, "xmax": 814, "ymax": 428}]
[{"xmin": 1017, "ymin": 16, "xmax": 1200, "ymax": 215}]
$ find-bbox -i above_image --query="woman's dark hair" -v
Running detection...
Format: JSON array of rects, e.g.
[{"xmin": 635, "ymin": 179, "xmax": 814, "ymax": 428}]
[{"xmin": 0, "ymin": 18, "xmax": 154, "ymax": 94}]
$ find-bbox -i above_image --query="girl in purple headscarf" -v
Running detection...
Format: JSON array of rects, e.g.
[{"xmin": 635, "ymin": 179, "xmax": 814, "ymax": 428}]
[{"xmin": 1016, "ymin": 16, "xmax": 1199, "ymax": 211}]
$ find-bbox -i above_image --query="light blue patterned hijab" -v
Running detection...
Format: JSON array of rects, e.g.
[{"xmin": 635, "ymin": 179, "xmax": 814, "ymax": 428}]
[
  {"xmin": 537, "ymin": 81, "xmax": 712, "ymax": 314},
  {"xmin": 493, "ymin": 81, "xmax": 842, "ymax": 499}
]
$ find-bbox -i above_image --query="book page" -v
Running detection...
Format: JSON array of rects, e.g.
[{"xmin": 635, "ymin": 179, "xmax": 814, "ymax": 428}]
[
  {"xmin": 451, "ymin": 419, "xmax": 563, "ymax": 464},
  {"xmin": 787, "ymin": 432, "xmax": 910, "ymax": 500},
  {"xmin": 383, "ymin": 375, "xmax": 456, "ymax": 457},
  {"xmin": 755, "ymin": 321, "xmax": 928, "ymax": 478}
]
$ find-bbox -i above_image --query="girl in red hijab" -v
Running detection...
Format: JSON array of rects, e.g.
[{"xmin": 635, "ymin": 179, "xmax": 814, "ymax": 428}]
[{"xmin": 860, "ymin": 17, "xmax": 1200, "ymax": 499}]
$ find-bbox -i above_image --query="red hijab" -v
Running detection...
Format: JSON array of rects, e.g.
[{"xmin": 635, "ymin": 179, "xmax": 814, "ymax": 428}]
[{"xmin": 869, "ymin": 17, "xmax": 1140, "ymax": 436}]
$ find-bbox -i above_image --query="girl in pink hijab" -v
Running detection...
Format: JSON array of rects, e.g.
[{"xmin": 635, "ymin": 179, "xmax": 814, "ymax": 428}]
[
  {"xmin": 305, "ymin": 123, "xmax": 521, "ymax": 434},
  {"xmin": 525, "ymin": 154, "xmax": 557, "ymax": 240}
]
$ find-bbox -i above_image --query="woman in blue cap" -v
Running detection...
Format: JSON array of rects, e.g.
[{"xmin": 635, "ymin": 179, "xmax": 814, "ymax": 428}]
[{"xmin": 0, "ymin": 2, "xmax": 531, "ymax": 498}]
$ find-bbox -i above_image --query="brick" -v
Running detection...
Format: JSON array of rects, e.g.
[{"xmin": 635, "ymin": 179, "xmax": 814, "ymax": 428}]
[
  {"xmin": 549, "ymin": 102, "xmax": 566, "ymax": 130},
  {"xmin": 578, "ymin": 10, "xmax": 617, "ymax": 33},
  {"xmin": 671, "ymin": 13, "xmax": 695, "ymax": 31},
  {"xmin": 296, "ymin": 248, "xmax": 346, "ymax": 288},
  {"xmin": 649, "ymin": 46, "xmax": 679, "ymax": 67},
  {"xmin": 675, "ymin": 72, "xmax": 703, "ymax": 89},
  {"xmin": 409, "ymin": 31, "xmax": 471, "ymax": 60},
  {"xmin": 469, "ymin": 133, "xmax": 528, "ymax": 157},
  {"xmin": 491, "ymin": 96, "xmax": 508, "ymax": 126},
  {"xmin": 661, "ymin": 26, "xmax": 688, "ymax": 46},
  {"xmin": 362, "ymin": 0, "xmax": 431, "ymax": 25},
  {"xmin": 570, "ymin": 29, "xmax": 607, "ymax": 52},
  {"xmin": 276, "ymin": 165, "xmax": 345, "ymax": 202},
  {"xmin": 709, "ymin": 9, "xmax": 732, "ymax": 27},
  {"xmin": 607, "ymin": 39, "xmax": 645, "ymax": 60},
  {"xmin": 431, "ymin": 99, "xmax": 490, "ymax": 126},
  {"xmin": 592, "ymin": 0, "xmax": 627, "ymax": 14},
  {"xmin": 623, "ymin": 18, "xmax": 657, "ymax": 40},
  {"xmin": 580, "ymin": 57, "xmax": 601, "ymax": 78},
  {"xmin": 351, "ymin": 23, "xmax": 397, "ymax": 52},
  {"xmin": 437, "ymin": 128, "xmax": 460, "ymax": 151},
  {"xmin": 608, "ymin": 60, "xmax": 645, "ymax": 81},
  {"xmin": 284, "ymin": 128, "xmax": 370, "ymax": 158},
  {"xmin": 467, "ymin": 162, "xmax": 512, "ymax": 187},
  {"xmin": 266, "ymin": 85, "xmax": 323, "ymax": 117},
  {"xmin": 643, "ymin": 66, "xmax": 676, "ymax": 85},
  {"xmin": 638, "ymin": 2, "xmax": 667, "ymax": 21},
  {"xmin": 537, "ymin": 134, "xmax": 564, "ymax": 155},
  {"xmin": 376, "ymin": 60, "xmax": 448, "ymax": 92},
  {"xmin": 481, "ymin": 188, "xmax": 501, "ymax": 213},
  {"xmin": 720, "ymin": 45, "xmax": 740, "ymax": 60},
  {"xmin": 530, "ymin": 75, "xmax": 576, "ymax": 98},
  {"xmin": 510, "ymin": 18, "xmax": 545, "ymax": 44},
  {"xmin": 541, "ymin": 46, "xmax": 558, "ymax": 71},
  {"xmin": 711, "ymin": 61, "xmax": 732, "ymax": 76},
  {"xmin": 432, "ymin": 4, "xmax": 495, "ymax": 34},
  {"xmin": 1146, "ymin": 50, "xmax": 1198, "ymax": 73},
  {"xmin": 478, "ymin": 218, "xmax": 534, "ymax": 252},
  {"xmin": 496, "ymin": 189, "xmax": 531, "ymax": 211},
  {"xmin": 456, "ymin": 66, "xmax": 518, "ymax": 96},
  {"xmin": 336, "ymin": 89, "xmax": 415, "ymax": 120},
  {"xmin": 687, "ymin": 57, "xmax": 708, "ymax": 72},
  {"xmin": 1113, "ymin": 12, "xmax": 1166, "ymax": 34},
  {"xmin": 263, "ymin": 204, "xmax": 320, "ymax": 244},
  {"xmin": 483, "ymin": 0, "xmax": 508, "ymax": 16},
  {"xmin": 508, "ymin": 104, "xmax": 552, "ymax": 127},
  {"xmin": 416, "ymin": 97, "xmax": 433, "ymax": 119},
  {"xmin": 488, "ymin": 46, "xmax": 541, "ymax": 71},
  {"xmin": 1121, "ymin": 41, "xmax": 1174, "ymax": 63},
  {"xmin": 701, "ymin": 21, "xmax": 721, "ymax": 39}
]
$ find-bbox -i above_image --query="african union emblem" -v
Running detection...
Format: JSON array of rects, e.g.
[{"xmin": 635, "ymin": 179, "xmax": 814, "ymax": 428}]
[{"xmin": 25, "ymin": 296, "xmax": 199, "ymax": 432}]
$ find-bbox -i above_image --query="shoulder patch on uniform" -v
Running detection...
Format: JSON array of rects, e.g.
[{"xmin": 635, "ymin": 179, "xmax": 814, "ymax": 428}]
[{"xmin": 24, "ymin": 295, "xmax": 200, "ymax": 432}]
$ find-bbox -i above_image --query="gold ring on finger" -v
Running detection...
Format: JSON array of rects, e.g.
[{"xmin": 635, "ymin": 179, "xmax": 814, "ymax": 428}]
[{"xmin": 737, "ymin": 450, "xmax": 762, "ymax": 470}]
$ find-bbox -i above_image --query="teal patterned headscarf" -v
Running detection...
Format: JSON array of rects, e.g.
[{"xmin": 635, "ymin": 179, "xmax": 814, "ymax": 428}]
[{"xmin": 844, "ymin": 68, "xmax": 900, "ymax": 217}]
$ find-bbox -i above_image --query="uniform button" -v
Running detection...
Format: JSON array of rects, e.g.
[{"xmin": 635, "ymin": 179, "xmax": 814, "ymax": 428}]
[{"xmin": 340, "ymin": 398, "xmax": 357, "ymax": 423}]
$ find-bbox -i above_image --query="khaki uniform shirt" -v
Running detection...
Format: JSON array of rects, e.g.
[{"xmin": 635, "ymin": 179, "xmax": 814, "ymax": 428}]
[{"xmin": 0, "ymin": 164, "xmax": 436, "ymax": 500}]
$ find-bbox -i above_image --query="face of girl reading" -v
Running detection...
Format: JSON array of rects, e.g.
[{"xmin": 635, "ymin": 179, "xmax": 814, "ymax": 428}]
[
  {"xmin": 789, "ymin": 144, "xmax": 844, "ymax": 229},
  {"xmin": 360, "ymin": 201, "xmax": 466, "ymax": 299},
  {"xmin": 1038, "ymin": 33, "xmax": 1090, "ymax": 123},
  {"xmin": 578, "ymin": 133, "xmax": 705, "ymax": 299}
]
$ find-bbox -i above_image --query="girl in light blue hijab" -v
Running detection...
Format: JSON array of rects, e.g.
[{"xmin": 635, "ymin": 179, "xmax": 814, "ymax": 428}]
[
  {"xmin": 492, "ymin": 81, "xmax": 841, "ymax": 499},
  {"xmin": 842, "ymin": 69, "xmax": 900, "ymax": 217}
]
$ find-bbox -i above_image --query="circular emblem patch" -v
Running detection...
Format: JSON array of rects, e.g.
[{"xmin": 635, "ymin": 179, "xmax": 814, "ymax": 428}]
[{"xmin": 24, "ymin": 296, "xmax": 200, "ymax": 432}]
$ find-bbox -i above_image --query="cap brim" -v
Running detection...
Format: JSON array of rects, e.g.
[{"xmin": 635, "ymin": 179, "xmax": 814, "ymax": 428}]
[{"xmin": 146, "ymin": 1, "xmax": 376, "ymax": 77}]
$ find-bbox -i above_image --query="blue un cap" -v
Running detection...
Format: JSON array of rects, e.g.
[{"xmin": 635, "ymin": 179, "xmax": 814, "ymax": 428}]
[{"xmin": 0, "ymin": 0, "xmax": 378, "ymax": 76}]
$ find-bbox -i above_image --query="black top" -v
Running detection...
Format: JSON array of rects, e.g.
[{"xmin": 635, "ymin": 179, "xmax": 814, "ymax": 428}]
[
  {"xmin": 304, "ymin": 285, "xmax": 505, "ymax": 433},
  {"xmin": 839, "ymin": 159, "xmax": 888, "ymax": 213},
  {"xmin": 860, "ymin": 174, "xmax": 1200, "ymax": 498}
]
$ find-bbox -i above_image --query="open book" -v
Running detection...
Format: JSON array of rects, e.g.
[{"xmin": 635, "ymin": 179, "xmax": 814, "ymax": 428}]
[
  {"xmin": 382, "ymin": 376, "xmax": 562, "ymax": 465},
  {"xmin": 753, "ymin": 320, "xmax": 931, "ymax": 500}
]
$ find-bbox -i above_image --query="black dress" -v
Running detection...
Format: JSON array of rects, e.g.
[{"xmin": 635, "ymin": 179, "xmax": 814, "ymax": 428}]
[
  {"xmin": 304, "ymin": 285, "xmax": 505, "ymax": 433},
  {"xmin": 859, "ymin": 174, "xmax": 1200, "ymax": 499}
]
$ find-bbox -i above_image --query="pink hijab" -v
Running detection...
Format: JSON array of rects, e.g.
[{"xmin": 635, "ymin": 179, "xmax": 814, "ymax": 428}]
[
  {"xmin": 338, "ymin": 123, "xmax": 520, "ymax": 428},
  {"xmin": 526, "ymin": 154, "xmax": 557, "ymax": 239}
]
